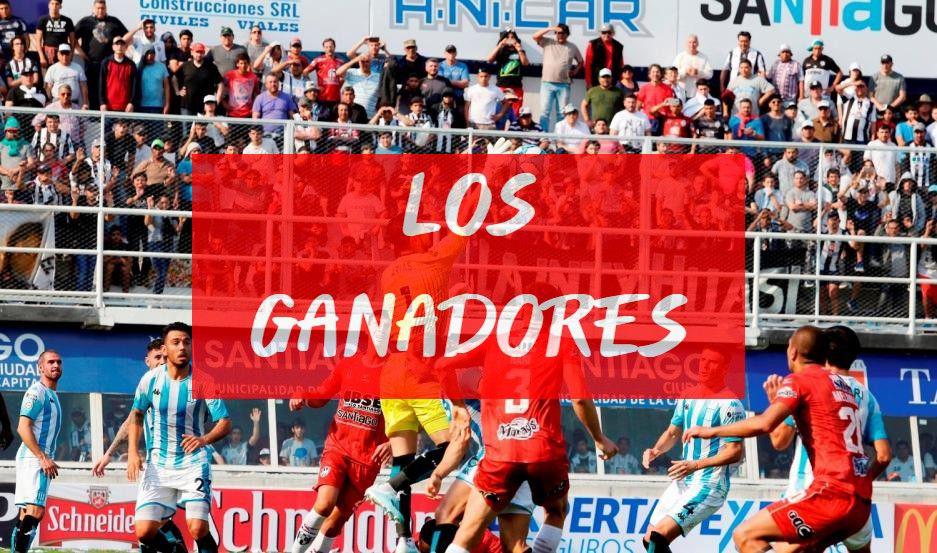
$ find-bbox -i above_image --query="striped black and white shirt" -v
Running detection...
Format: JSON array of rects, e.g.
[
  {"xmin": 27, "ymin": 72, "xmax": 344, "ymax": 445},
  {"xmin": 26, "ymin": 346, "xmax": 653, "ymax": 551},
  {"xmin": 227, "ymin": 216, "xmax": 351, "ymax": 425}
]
[
  {"xmin": 838, "ymin": 95, "xmax": 876, "ymax": 143},
  {"xmin": 723, "ymin": 46, "xmax": 766, "ymax": 78},
  {"xmin": 31, "ymin": 128, "xmax": 75, "ymax": 161}
]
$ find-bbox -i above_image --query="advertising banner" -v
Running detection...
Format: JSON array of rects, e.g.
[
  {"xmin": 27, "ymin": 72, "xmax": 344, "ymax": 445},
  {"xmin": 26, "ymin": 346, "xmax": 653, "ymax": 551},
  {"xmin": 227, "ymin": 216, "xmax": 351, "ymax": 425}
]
[{"xmin": 31, "ymin": 481, "xmax": 900, "ymax": 553}]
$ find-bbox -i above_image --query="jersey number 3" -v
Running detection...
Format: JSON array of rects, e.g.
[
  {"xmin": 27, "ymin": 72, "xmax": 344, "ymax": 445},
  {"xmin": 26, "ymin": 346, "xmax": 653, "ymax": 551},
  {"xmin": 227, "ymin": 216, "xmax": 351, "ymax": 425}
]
[
  {"xmin": 838, "ymin": 406, "xmax": 864, "ymax": 454},
  {"xmin": 505, "ymin": 399, "xmax": 529, "ymax": 414}
]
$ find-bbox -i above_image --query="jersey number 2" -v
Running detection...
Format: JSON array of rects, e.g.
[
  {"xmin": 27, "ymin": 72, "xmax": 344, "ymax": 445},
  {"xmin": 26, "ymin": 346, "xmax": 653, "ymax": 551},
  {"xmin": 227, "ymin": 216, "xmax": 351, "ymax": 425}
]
[{"xmin": 838, "ymin": 406, "xmax": 864, "ymax": 454}]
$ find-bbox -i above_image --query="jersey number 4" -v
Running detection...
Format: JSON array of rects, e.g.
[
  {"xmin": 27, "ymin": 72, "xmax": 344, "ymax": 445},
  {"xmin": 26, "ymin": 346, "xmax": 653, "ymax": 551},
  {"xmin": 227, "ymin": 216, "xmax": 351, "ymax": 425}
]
[{"xmin": 838, "ymin": 406, "xmax": 864, "ymax": 455}]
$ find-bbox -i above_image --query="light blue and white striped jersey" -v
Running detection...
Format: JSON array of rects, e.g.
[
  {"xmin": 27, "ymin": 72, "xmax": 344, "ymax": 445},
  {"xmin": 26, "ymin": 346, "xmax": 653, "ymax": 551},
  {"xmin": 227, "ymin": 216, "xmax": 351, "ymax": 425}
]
[
  {"xmin": 17, "ymin": 380, "xmax": 62, "ymax": 460},
  {"xmin": 444, "ymin": 399, "xmax": 483, "ymax": 458},
  {"xmin": 785, "ymin": 374, "xmax": 887, "ymax": 495},
  {"xmin": 671, "ymin": 398, "xmax": 746, "ymax": 496},
  {"xmin": 131, "ymin": 365, "xmax": 229, "ymax": 469}
]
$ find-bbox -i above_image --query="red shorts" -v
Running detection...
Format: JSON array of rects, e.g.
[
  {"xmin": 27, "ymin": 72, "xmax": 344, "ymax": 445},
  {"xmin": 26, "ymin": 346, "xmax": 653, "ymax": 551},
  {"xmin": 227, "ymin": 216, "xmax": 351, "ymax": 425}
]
[
  {"xmin": 315, "ymin": 448, "xmax": 381, "ymax": 513},
  {"xmin": 767, "ymin": 483, "xmax": 871, "ymax": 549},
  {"xmin": 921, "ymin": 275, "xmax": 937, "ymax": 305},
  {"xmin": 473, "ymin": 457, "xmax": 569, "ymax": 512}
]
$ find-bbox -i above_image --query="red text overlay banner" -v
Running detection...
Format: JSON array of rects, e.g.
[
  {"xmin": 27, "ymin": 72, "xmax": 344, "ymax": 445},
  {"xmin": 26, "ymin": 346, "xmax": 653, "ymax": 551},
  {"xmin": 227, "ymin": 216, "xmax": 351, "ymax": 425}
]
[{"xmin": 192, "ymin": 154, "xmax": 747, "ymax": 400}]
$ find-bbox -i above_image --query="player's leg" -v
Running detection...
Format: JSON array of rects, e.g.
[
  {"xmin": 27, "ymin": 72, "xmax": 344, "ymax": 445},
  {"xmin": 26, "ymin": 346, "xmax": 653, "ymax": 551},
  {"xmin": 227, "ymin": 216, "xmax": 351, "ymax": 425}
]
[
  {"xmin": 179, "ymin": 465, "xmax": 218, "ymax": 553},
  {"xmin": 292, "ymin": 484, "xmax": 341, "ymax": 553},
  {"xmin": 12, "ymin": 458, "xmax": 49, "ymax": 553},
  {"xmin": 367, "ymin": 398, "xmax": 419, "ymax": 524},
  {"xmin": 11, "ymin": 506, "xmax": 45, "ymax": 553},
  {"xmin": 733, "ymin": 507, "xmax": 787, "ymax": 553},
  {"xmin": 497, "ymin": 513, "xmax": 533, "ymax": 553},
  {"xmin": 642, "ymin": 516, "xmax": 681, "ymax": 553},
  {"xmin": 841, "ymin": 517, "xmax": 873, "ymax": 553},
  {"xmin": 430, "ymin": 478, "xmax": 473, "ymax": 552},
  {"xmin": 527, "ymin": 460, "xmax": 571, "ymax": 553},
  {"xmin": 184, "ymin": 502, "xmax": 218, "ymax": 553},
  {"xmin": 445, "ymin": 489, "xmax": 500, "ymax": 553}
]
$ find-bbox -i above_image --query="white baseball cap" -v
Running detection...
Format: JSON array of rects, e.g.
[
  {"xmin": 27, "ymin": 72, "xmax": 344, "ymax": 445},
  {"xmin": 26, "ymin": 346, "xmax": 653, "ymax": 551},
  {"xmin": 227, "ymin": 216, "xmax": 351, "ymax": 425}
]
[{"xmin": 598, "ymin": 68, "xmax": 613, "ymax": 78}]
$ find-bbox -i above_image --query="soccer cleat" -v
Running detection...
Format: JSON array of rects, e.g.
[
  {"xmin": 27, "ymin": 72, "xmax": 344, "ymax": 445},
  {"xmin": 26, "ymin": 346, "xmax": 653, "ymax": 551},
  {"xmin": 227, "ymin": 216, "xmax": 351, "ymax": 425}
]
[
  {"xmin": 365, "ymin": 482, "xmax": 404, "ymax": 525},
  {"xmin": 393, "ymin": 537, "xmax": 418, "ymax": 553}
]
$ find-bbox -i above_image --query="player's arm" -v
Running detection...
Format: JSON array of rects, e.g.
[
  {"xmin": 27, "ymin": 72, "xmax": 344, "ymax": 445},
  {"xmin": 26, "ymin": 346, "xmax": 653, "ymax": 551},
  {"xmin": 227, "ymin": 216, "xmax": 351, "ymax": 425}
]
[
  {"xmin": 684, "ymin": 402, "xmax": 792, "ymax": 442},
  {"xmin": 668, "ymin": 441, "xmax": 743, "ymax": 480},
  {"xmin": 572, "ymin": 398, "xmax": 618, "ymax": 460},
  {"xmin": 764, "ymin": 374, "xmax": 796, "ymax": 450},
  {"xmin": 18, "ymin": 415, "xmax": 58, "ymax": 478},
  {"xmin": 425, "ymin": 405, "xmax": 472, "ymax": 498},
  {"xmin": 864, "ymin": 393, "xmax": 892, "ymax": 480},
  {"xmin": 868, "ymin": 438, "xmax": 892, "ymax": 481},
  {"xmin": 644, "ymin": 424, "xmax": 681, "ymax": 470},
  {"xmin": 126, "ymin": 408, "xmax": 145, "ymax": 482},
  {"xmin": 92, "ymin": 411, "xmax": 134, "ymax": 476}
]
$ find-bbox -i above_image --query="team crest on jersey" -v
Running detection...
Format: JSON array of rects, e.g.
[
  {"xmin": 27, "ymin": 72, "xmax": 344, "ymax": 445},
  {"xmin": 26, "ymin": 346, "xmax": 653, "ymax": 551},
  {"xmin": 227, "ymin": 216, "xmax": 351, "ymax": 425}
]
[
  {"xmin": 497, "ymin": 417, "xmax": 540, "ymax": 440},
  {"xmin": 319, "ymin": 466, "xmax": 331, "ymax": 477},
  {"xmin": 22, "ymin": 394, "xmax": 35, "ymax": 412},
  {"xmin": 788, "ymin": 510, "xmax": 814, "ymax": 537},
  {"xmin": 776, "ymin": 386, "xmax": 797, "ymax": 399},
  {"xmin": 88, "ymin": 486, "xmax": 110, "ymax": 509}
]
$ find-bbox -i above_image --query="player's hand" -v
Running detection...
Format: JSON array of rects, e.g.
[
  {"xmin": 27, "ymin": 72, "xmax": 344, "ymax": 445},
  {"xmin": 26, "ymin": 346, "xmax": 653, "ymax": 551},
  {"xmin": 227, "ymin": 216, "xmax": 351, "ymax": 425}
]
[
  {"xmin": 763, "ymin": 374, "xmax": 784, "ymax": 402},
  {"xmin": 667, "ymin": 460, "xmax": 699, "ymax": 480},
  {"xmin": 683, "ymin": 426, "xmax": 715, "ymax": 443},
  {"xmin": 289, "ymin": 398, "xmax": 305, "ymax": 411},
  {"xmin": 426, "ymin": 471, "xmax": 444, "ymax": 499},
  {"xmin": 642, "ymin": 447, "xmax": 660, "ymax": 470},
  {"xmin": 181, "ymin": 434, "xmax": 206, "ymax": 453},
  {"xmin": 596, "ymin": 435, "xmax": 618, "ymax": 461},
  {"xmin": 0, "ymin": 425, "xmax": 13, "ymax": 450},
  {"xmin": 372, "ymin": 442, "xmax": 393, "ymax": 467},
  {"xmin": 92, "ymin": 454, "xmax": 111, "ymax": 477},
  {"xmin": 127, "ymin": 453, "xmax": 142, "ymax": 482},
  {"xmin": 39, "ymin": 455, "xmax": 59, "ymax": 479}
]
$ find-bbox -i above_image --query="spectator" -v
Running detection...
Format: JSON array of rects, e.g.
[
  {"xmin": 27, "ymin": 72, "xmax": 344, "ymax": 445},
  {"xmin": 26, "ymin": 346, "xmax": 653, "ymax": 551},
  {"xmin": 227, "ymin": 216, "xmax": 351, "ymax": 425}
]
[
  {"xmin": 812, "ymin": 99, "xmax": 841, "ymax": 143},
  {"xmin": 876, "ymin": 218, "xmax": 911, "ymax": 315},
  {"xmin": 464, "ymin": 67, "xmax": 507, "ymax": 130},
  {"xmin": 760, "ymin": 94, "xmax": 793, "ymax": 144},
  {"xmin": 581, "ymin": 68, "xmax": 622, "ymax": 128},
  {"xmin": 919, "ymin": 94, "xmax": 935, "ymax": 127},
  {"xmin": 785, "ymin": 170, "xmax": 818, "ymax": 233},
  {"xmin": 902, "ymin": 123, "xmax": 936, "ymax": 188},
  {"xmin": 244, "ymin": 25, "xmax": 267, "ymax": 67},
  {"xmin": 135, "ymin": 46, "xmax": 170, "ymax": 115},
  {"xmin": 887, "ymin": 175, "xmax": 926, "ymax": 234},
  {"xmin": 817, "ymin": 211, "xmax": 850, "ymax": 315},
  {"xmin": 71, "ymin": 139, "xmax": 113, "ymax": 192},
  {"xmin": 199, "ymin": 96, "xmax": 229, "ymax": 148},
  {"xmin": 221, "ymin": 410, "xmax": 263, "ymax": 465},
  {"xmin": 486, "ymin": 30, "xmax": 527, "ymax": 105},
  {"xmin": 375, "ymin": 130, "xmax": 402, "ymax": 154},
  {"xmin": 840, "ymin": 80, "xmax": 876, "ymax": 145},
  {"xmin": 252, "ymin": 41, "xmax": 287, "ymax": 77},
  {"xmin": 726, "ymin": 58, "xmax": 774, "ymax": 117},
  {"xmin": 69, "ymin": 184, "xmax": 100, "ymax": 291},
  {"xmin": 180, "ymin": 120, "xmax": 217, "ymax": 155},
  {"xmin": 5, "ymin": 68, "xmax": 46, "ymax": 132},
  {"xmin": 222, "ymin": 53, "xmax": 258, "ymax": 119},
  {"xmin": 101, "ymin": 119, "xmax": 133, "ymax": 174},
  {"xmin": 36, "ymin": 0, "xmax": 75, "ymax": 70},
  {"xmin": 658, "ymin": 98, "xmax": 692, "ymax": 153},
  {"xmin": 252, "ymin": 73, "xmax": 297, "ymax": 137},
  {"xmin": 584, "ymin": 24, "xmax": 623, "ymax": 89},
  {"xmin": 691, "ymin": 99, "xmax": 730, "ymax": 153},
  {"xmin": 75, "ymin": 0, "xmax": 128, "ymax": 108},
  {"xmin": 798, "ymin": 79, "xmax": 837, "ymax": 123},
  {"xmin": 664, "ymin": 66, "xmax": 687, "ymax": 103},
  {"xmin": 874, "ymin": 104, "xmax": 898, "ymax": 139},
  {"xmin": 32, "ymin": 113, "xmax": 74, "ymax": 164},
  {"xmin": 34, "ymin": 85, "xmax": 81, "ymax": 143},
  {"xmin": 0, "ymin": 117, "xmax": 32, "ymax": 191},
  {"xmin": 99, "ymin": 36, "xmax": 137, "ymax": 112},
  {"xmin": 177, "ymin": 43, "xmax": 222, "ymax": 116},
  {"xmin": 835, "ymin": 62, "xmax": 865, "ymax": 99},
  {"xmin": 554, "ymin": 104, "xmax": 590, "ymax": 151},
  {"xmin": 728, "ymin": 98, "xmax": 765, "ymax": 156},
  {"xmin": 870, "ymin": 54, "xmax": 906, "ymax": 112},
  {"xmin": 683, "ymin": 81, "xmax": 717, "ymax": 119},
  {"xmin": 143, "ymin": 193, "xmax": 182, "ymax": 295},
  {"xmin": 507, "ymin": 105, "xmax": 540, "ymax": 140},
  {"xmin": 124, "ymin": 18, "xmax": 165, "ymax": 64},
  {"xmin": 895, "ymin": 104, "xmax": 920, "ymax": 146},
  {"xmin": 533, "ymin": 23, "xmax": 582, "ymax": 132},
  {"xmin": 45, "ymin": 44, "xmax": 89, "ymax": 109},
  {"xmin": 285, "ymin": 37, "xmax": 309, "ymax": 68},
  {"xmin": 0, "ymin": 0, "xmax": 26, "ymax": 59},
  {"xmin": 752, "ymin": 175, "xmax": 784, "ymax": 214},
  {"xmin": 610, "ymin": 94, "xmax": 651, "ymax": 153},
  {"xmin": 569, "ymin": 438, "xmax": 597, "ymax": 473},
  {"xmin": 920, "ymin": 213, "xmax": 937, "ymax": 320},
  {"xmin": 438, "ymin": 44, "xmax": 469, "ymax": 102},
  {"xmin": 419, "ymin": 59, "xmax": 450, "ymax": 116},
  {"xmin": 163, "ymin": 30, "xmax": 191, "ymax": 76},
  {"xmin": 394, "ymin": 73, "xmax": 424, "ymax": 115},
  {"xmin": 132, "ymin": 138, "xmax": 173, "ymax": 195},
  {"xmin": 616, "ymin": 64, "xmax": 638, "ymax": 97},
  {"xmin": 280, "ymin": 57, "xmax": 314, "ymax": 104},
  {"xmin": 801, "ymin": 39, "xmax": 842, "ymax": 98},
  {"xmin": 280, "ymin": 419, "xmax": 318, "ymax": 467},
  {"xmin": 636, "ymin": 63, "xmax": 674, "ymax": 125},
  {"xmin": 767, "ymin": 43, "xmax": 801, "ymax": 103},
  {"xmin": 433, "ymin": 90, "xmax": 466, "ymax": 151},
  {"xmin": 605, "ymin": 437, "xmax": 641, "ymax": 474},
  {"xmin": 398, "ymin": 97, "xmax": 434, "ymax": 151},
  {"xmin": 67, "ymin": 408, "xmax": 91, "ymax": 461},
  {"xmin": 864, "ymin": 126, "xmax": 899, "ymax": 185},
  {"xmin": 335, "ymin": 86, "xmax": 368, "ymax": 124},
  {"xmin": 257, "ymin": 448, "xmax": 271, "ymax": 465},
  {"xmin": 796, "ymin": 120, "xmax": 821, "ymax": 169},
  {"xmin": 4, "ymin": 35, "xmax": 37, "ymax": 90},
  {"xmin": 720, "ymin": 30, "xmax": 766, "ymax": 91},
  {"xmin": 346, "ymin": 35, "xmax": 389, "ymax": 76},
  {"xmin": 298, "ymin": 83, "xmax": 330, "ymax": 121},
  {"xmin": 337, "ymin": 53, "xmax": 380, "ymax": 117},
  {"xmin": 303, "ymin": 38, "xmax": 344, "ymax": 108},
  {"xmin": 30, "ymin": 162, "xmax": 66, "ymax": 207},
  {"xmin": 772, "ymin": 147, "xmax": 809, "ymax": 196},
  {"xmin": 336, "ymin": 173, "xmax": 384, "ymax": 243},
  {"xmin": 208, "ymin": 26, "xmax": 247, "ymax": 76},
  {"xmin": 672, "ymin": 34, "xmax": 713, "ymax": 93},
  {"xmin": 395, "ymin": 38, "xmax": 427, "ymax": 81},
  {"xmin": 243, "ymin": 124, "xmax": 279, "ymax": 154}
]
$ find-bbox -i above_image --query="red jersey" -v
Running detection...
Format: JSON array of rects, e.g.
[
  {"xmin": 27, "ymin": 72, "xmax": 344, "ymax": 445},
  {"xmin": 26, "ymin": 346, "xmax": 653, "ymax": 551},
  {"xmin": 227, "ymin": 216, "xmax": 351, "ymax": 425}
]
[
  {"xmin": 774, "ymin": 365, "xmax": 872, "ymax": 499},
  {"xmin": 224, "ymin": 70, "xmax": 259, "ymax": 118},
  {"xmin": 306, "ymin": 54, "xmax": 344, "ymax": 102},
  {"xmin": 636, "ymin": 82, "xmax": 674, "ymax": 117},
  {"xmin": 318, "ymin": 357, "xmax": 387, "ymax": 465}
]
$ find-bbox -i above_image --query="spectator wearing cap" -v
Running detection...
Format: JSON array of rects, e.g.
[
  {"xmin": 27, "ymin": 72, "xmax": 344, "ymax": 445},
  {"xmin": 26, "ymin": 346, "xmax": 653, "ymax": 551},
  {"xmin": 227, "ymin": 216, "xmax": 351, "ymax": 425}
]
[
  {"xmin": 840, "ymin": 78, "xmax": 876, "ymax": 145},
  {"xmin": 690, "ymin": 98, "xmax": 730, "ymax": 153},
  {"xmin": 658, "ymin": 97, "xmax": 692, "ymax": 153},
  {"xmin": 45, "ymin": 43, "xmax": 89, "ymax": 109},
  {"xmin": 896, "ymin": 104, "xmax": 921, "ymax": 146},
  {"xmin": 0, "ymin": 117, "xmax": 32, "ymax": 193},
  {"xmin": 581, "ymin": 68, "xmax": 623, "ymax": 128},
  {"xmin": 419, "ymin": 59, "xmax": 451, "ymax": 116},
  {"xmin": 683, "ymin": 81, "xmax": 717, "ymax": 119},
  {"xmin": 796, "ymin": 120, "xmax": 820, "ymax": 168},
  {"xmin": 223, "ymin": 53, "xmax": 259, "ymax": 118},
  {"xmin": 767, "ymin": 43, "xmax": 801, "ymax": 103},
  {"xmin": 726, "ymin": 58, "xmax": 775, "ymax": 117},
  {"xmin": 347, "ymin": 35, "xmax": 390, "ymax": 76},
  {"xmin": 464, "ymin": 67, "xmax": 507, "ymax": 130},
  {"xmin": 609, "ymin": 94, "xmax": 651, "ymax": 153},
  {"xmin": 508, "ymin": 106, "xmax": 542, "ymax": 144},
  {"xmin": 801, "ymin": 39, "xmax": 842, "ymax": 98},
  {"xmin": 208, "ymin": 26, "xmax": 247, "ymax": 76},
  {"xmin": 253, "ymin": 41, "xmax": 288, "ymax": 77},
  {"xmin": 887, "ymin": 174, "xmax": 926, "ymax": 234},
  {"xmin": 133, "ymin": 138, "xmax": 174, "ymax": 196},
  {"xmin": 900, "ymin": 123, "xmax": 936, "ymax": 190},
  {"xmin": 438, "ymin": 44, "xmax": 470, "ymax": 102},
  {"xmin": 486, "ymin": 29, "xmax": 528, "ymax": 103},
  {"xmin": 252, "ymin": 73, "xmax": 297, "ymax": 137},
  {"xmin": 199, "ymin": 95, "xmax": 230, "ymax": 148},
  {"xmin": 720, "ymin": 31, "xmax": 766, "ymax": 91},
  {"xmin": 533, "ymin": 23, "xmax": 583, "ymax": 132},
  {"xmin": 834, "ymin": 61, "xmax": 864, "ymax": 99},
  {"xmin": 433, "ymin": 90, "xmax": 466, "ymax": 152},
  {"xmin": 870, "ymin": 54, "xmax": 906, "ymax": 112},
  {"xmin": 394, "ymin": 38, "xmax": 427, "ymax": 82},
  {"xmin": 812, "ymin": 99, "xmax": 841, "ymax": 143},
  {"xmin": 5, "ymin": 67, "xmax": 46, "ymax": 130},
  {"xmin": 0, "ymin": 0, "xmax": 26, "ymax": 59},
  {"xmin": 243, "ymin": 124, "xmax": 279, "ymax": 154},
  {"xmin": 281, "ymin": 53, "xmax": 315, "ymax": 105},
  {"xmin": 337, "ymin": 53, "xmax": 381, "ymax": 117},
  {"xmin": 672, "ymin": 34, "xmax": 713, "ymax": 93},
  {"xmin": 303, "ymin": 38, "xmax": 344, "ymax": 107},
  {"xmin": 797, "ymin": 78, "xmax": 835, "ymax": 123},
  {"xmin": 30, "ymin": 161, "xmax": 66, "ymax": 208},
  {"xmin": 245, "ymin": 25, "xmax": 268, "ymax": 67},
  {"xmin": 135, "ymin": 44, "xmax": 170, "ymax": 115},
  {"xmin": 760, "ymin": 93, "xmax": 793, "ymax": 144},
  {"xmin": 177, "ymin": 43, "xmax": 222, "ymax": 116},
  {"xmin": 123, "ymin": 18, "xmax": 165, "ymax": 64},
  {"xmin": 584, "ymin": 24, "xmax": 623, "ymax": 89},
  {"xmin": 918, "ymin": 94, "xmax": 934, "ymax": 127},
  {"xmin": 495, "ymin": 89, "xmax": 521, "ymax": 129},
  {"xmin": 554, "ymin": 104, "xmax": 590, "ymax": 151},
  {"xmin": 636, "ymin": 63, "xmax": 674, "ymax": 128},
  {"xmin": 75, "ymin": 0, "xmax": 128, "ymax": 108},
  {"xmin": 4, "ymin": 35, "xmax": 36, "ymax": 90},
  {"xmin": 99, "ymin": 36, "xmax": 137, "ymax": 112},
  {"xmin": 299, "ymin": 83, "xmax": 330, "ymax": 120},
  {"xmin": 36, "ymin": 0, "xmax": 76, "ymax": 70},
  {"xmin": 285, "ymin": 36, "xmax": 309, "ymax": 68}
]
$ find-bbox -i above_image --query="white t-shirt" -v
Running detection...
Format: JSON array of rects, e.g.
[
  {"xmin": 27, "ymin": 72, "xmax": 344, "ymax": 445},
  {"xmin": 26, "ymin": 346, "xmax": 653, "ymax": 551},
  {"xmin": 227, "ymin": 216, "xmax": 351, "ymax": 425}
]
[
  {"xmin": 609, "ymin": 109, "xmax": 651, "ymax": 150},
  {"xmin": 129, "ymin": 35, "xmax": 166, "ymax": 64},
  {"xmin": 242, "ymin": 139, "xmax": 279, "ymax": 154},
  {"xmin": 554, "ymin": 118, "xmax": 590, "ymax": 151},
  {"xmin": 464, "ymin": 83, "xmax": 504, "ymax": 126},
  {"xmin": 672, "ymin": 50, "xmax": 713, "ymax": 92},
  {"xmin": 45, "ymin": 62, "xmax": 87, "ymax": 105},
  {"xmin": 863, "ymin": 139, "xmax": 898, "ymax": 183}
]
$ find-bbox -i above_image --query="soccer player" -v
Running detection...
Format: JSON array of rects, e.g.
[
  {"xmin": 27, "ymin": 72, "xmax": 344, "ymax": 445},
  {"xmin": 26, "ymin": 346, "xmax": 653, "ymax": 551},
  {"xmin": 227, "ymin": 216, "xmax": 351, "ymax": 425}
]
[
  {"xmin": 288, "ymin": 348, "xmax": 393, "ymax": 553},
  {"xmin": 684, "ymin": 326, "xmax": 883, "ymax": 552},
  {"xmin": 11, "ymin": 350, "xmax": 63, "ymax": 553},
  {"xmin": 641, "ymin": 346, "xmax": 746, "ymax": 553},
  {"xmin": 766, "ymin": 325, "xmax": 892, "ymax": 553},
  {"xmin": 91, "ymin": 338, "xmax": 186, "ymax": 553},
  {"xmin": 127, "ymin": 322, "xmax": 232, "ymax": 553}
]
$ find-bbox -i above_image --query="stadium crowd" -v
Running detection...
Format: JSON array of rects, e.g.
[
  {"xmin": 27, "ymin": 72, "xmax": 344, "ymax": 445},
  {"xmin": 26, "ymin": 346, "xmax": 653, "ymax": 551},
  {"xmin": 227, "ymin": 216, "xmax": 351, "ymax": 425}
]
[{"xmin": 0, "ymin": 0, "xmax": 933, "ymax": 323}]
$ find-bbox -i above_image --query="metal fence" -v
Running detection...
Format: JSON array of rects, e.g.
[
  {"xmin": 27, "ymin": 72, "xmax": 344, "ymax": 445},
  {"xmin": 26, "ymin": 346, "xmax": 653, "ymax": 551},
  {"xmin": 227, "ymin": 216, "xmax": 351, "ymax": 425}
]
[{"xmin": 1, "ymin": 106, "xmax": 936, "ymax": 336}]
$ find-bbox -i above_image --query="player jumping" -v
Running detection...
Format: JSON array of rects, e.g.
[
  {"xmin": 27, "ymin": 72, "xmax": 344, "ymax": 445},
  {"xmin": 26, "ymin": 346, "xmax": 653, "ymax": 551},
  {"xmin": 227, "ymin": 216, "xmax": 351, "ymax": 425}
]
[
  {"xmin": 288, "ymin": 348, "xmax": 393, "ymax": 553},
  {"xmin": 10, "ymin": 350, "xmax": 63, "ymax": 553},
  {"xmin": 684, "ymin": 326, "xmax": 883, "ymax": 552},
  {"xmin": 127, "ymin": 322, "xmax": 232, "ymax": 553},
  {"xmin": 766, "ymin": 325, "xmax": 892, "ymax": 553},
  {"xmin": 641, "ymin": 346, "xmax": 746, "ymax": 553}
]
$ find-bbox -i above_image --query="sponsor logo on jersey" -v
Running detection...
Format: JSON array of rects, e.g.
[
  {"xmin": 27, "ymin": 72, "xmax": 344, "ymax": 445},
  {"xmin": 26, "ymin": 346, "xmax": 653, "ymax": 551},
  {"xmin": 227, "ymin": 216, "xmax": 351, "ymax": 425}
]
[
  {"xmin": 497, "ymin": 417, "xmax": 540, "ymax": 440},
  {"xmin": 788, "ymin": 510, "xmax": 814, "ymax": 538},
  {"xmin": 776, "ymin": 386, "xmax": 797, "ymax": 399}
]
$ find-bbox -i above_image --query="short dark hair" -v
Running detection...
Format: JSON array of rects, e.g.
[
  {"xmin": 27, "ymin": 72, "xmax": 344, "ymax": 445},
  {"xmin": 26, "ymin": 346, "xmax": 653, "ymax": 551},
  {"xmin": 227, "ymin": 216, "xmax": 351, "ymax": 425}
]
[
  {"xmin": 146, "ymin": 338, "xmax": 164, "ymax": 353},
  {"xmin": 557, "ymin": 23, "xmax": 570, "ymax": 34},
  {"xmin": 738, "ymin": 31, "xmax": 751, "ymax": 39},
  {"xmin": 824, "ymin": 325, "xmax": 861, "ymax": 369},
  {"xmin": 143, "ymin": 18, "xmax": 155, "ymax": 26},
  {"xmin": 739, "ymin": 59, "xmax": 752, "ymax": 67},
  {"xmin": 235, "ymin": 52, "xmax": 250, "ymax": 64},
  {"xmin": 161, "ymin": 322, "xmax": 191, "ymax": 341}
]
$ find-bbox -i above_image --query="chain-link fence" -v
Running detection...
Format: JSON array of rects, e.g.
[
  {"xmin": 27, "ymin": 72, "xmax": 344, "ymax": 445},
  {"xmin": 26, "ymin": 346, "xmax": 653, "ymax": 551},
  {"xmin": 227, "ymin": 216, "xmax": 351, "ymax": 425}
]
[{"xmin": 1, "ymin": 106, "xmax": 936, "ymax": 334}]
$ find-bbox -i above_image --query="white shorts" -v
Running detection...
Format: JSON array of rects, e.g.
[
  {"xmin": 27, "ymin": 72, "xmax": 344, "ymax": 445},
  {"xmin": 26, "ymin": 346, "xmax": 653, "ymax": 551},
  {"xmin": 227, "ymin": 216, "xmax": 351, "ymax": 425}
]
[
  {"xmin": 649, "ymin": 480, "xmax": 726, "ymax": 535},
  {"xmin": 456, "ymin": 451, "xmax": 534, "ymax": 516},
  {"xmin": 842, "ymin": 516, "xmax": 873, "ymax": 550},
  {"xmin": 135, "ymin": 461, "xmax": 213, "ymax": 521},
  {"xmin": 14, "ymin": 456, "xmax": 51, "ymax": 508}
]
